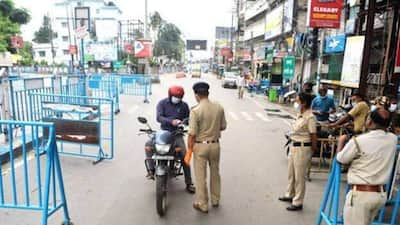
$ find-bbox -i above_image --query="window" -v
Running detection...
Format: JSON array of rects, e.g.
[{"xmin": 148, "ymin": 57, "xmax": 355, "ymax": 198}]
[
  {"xmin": 96, "ymin": 9, "xmax": 100, "ymax": 14},
  {"xmin": 63, "ymin": 50, "xmax": 69, "ymax": 55},
  {"xmin": 61, "ymin": 22, "xmax": 68, "ymax": 28},
  {"xmin": 38, "ymin": 51, "xmax": 46, "ymax": 57},
  {"xmin": 62, "ymin": 36, "xmax": 69, "ymax": 42}
]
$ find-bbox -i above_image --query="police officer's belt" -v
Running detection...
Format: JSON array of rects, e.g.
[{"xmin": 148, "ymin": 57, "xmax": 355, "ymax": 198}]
[
  {"xmin": 350, "ymin": 184, "xmax": 385, "ymax": 193},
  {"xmin": 292, "ymin": 142, "xmax": 311, "ymax": 147},
  {"xmin": 195, "ymin": 140, "xmax": 219, "ymax": 144}
]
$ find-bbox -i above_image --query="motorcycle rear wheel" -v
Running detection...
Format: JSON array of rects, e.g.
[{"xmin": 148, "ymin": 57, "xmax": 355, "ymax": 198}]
[{"xmin": 156, "ymin": 175, "xmax": 167, "ymax": 216}]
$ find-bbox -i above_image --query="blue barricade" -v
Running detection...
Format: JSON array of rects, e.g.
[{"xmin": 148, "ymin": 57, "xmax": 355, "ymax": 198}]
[
  {"xmin": 88, "ymin": 76, "xmax": 120, "ymax": 113},
  {"xmin": 29, "ymin": 93, "xmax": 115, "ymax": 164},
  {"xmin": 316, "ymin": 146, "xmax": 400, "ymax": 225},
  {"xmin": 0, "ymin": 120, "xmax": 71, "ymax": 225}
]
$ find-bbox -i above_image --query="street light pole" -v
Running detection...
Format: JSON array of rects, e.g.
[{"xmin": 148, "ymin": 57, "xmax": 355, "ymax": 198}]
[{"xmin": 145, "ymin": 0, "xmax": 149, "ymax": 39}]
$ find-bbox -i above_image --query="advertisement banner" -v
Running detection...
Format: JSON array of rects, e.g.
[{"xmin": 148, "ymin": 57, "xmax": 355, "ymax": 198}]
[
  {"xmin": 10, "ymin": 36, "xmax": 23, "ymax": 49},
  {"xmin": 135, "ymin": 40, "xmax": 152, "ymax": 58},
  {"xmin": 283, "ymin": 56, "xmax": 295, "ymax": 79},
  {"xmin": 325, "ymin": 34, "xmax": 346, "ymax": 53},
  {"xmin": 307, "ymin": 0, "xmax": 343, "ymax": 28},
  {"xmin": 220, "ymin": 47, "xmax": 232, "ymax": 57},
  {"xmin": 395, "ymin": 34, "xmax": 400, "ymax": 73},
  {"xmin": 265, "ymin": 4, "xmax": 283, "ymax": 40},
  {"xmin": 85, "ymin": 42, "xmax": 117, "ymax": 61},
  {"xmin": 124, "ymin": 43, "xmax": 133, "ymax": 54},
  {"xmin": 341, "ymin": 36, "xmax": 365, "ymax": 87}
]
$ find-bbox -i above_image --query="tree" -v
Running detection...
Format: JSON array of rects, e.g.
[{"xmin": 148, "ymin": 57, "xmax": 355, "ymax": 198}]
[
  {"xmin": 150, "ymin": 11, "xmax": 163, "ymax": 31},
  {"xmin": 153, "ymin": 23, "xmax": 185, "ymax": 61},
  {"xmin": 33, "ymin": 15, "xmax": 57, "ymax": 43},
  {"xmin": 0, "ymin": 0, "xmax": 31, "ymax": 52},
  {"xmin": 18, "ymin": 41, "xmax": 33, "ymax": 65}
]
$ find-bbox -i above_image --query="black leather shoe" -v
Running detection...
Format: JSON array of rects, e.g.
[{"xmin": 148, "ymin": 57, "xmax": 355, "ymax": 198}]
[
  {"xmin": 212, "ymin": 203, "xmax": 219, "ymax": 208},
  {"xmin": 186, "ymin": 184, "xmax": 196, "ymax": 194},
  {"xmin": 278, "ymin": 196, "xmax": 293, "ymax": 202},
  {"xmin": 286, "ymin": 204, "xmax": 303, "ymax": 211},
  {"xmin": 146, "ymin": 171, "xmax": 155, "ymax": 180}
]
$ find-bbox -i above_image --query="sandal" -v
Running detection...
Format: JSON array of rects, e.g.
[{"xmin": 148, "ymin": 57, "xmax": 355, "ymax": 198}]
[{"xmin": 193, "ymin": 202, "xmax": 208, "ymax": 213}]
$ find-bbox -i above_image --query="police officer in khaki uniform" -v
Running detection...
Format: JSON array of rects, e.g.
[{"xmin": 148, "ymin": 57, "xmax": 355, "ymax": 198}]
[
  {"xmin": 187, "ymin": 82, "xmax": 227, "ymax": 213},
  {"xmin": 337, "ymin": 108, "xmax": 397, "ymax": 225},
  {"xmin": 279, "ymin": 93, "xmax": 317, "ymax": 211}
]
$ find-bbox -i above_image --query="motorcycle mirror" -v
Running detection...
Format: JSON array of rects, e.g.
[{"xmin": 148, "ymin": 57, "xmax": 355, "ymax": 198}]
[{"xmin": 137, "ymin": 117, "xmax": 148, "ymax": 124}]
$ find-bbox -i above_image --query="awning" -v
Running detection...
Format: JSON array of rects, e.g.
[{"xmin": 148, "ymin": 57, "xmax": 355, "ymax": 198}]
[{"xmin": 320, "ymin": 79, "xmax": 358, "ymax": 88}]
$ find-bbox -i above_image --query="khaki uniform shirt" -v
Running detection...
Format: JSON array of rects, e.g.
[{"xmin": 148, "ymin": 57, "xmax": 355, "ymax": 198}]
[
  {"xmin": 188, "ymin": 99, "xmax": 227, "ymax": 141},
  {"xmin": 290, "ymin": 109, "xmax": 317, "ymax": 143},
  {"xmin": 348, "ymin": 101, "xmax": 369, "ymax": 133},
  {"xmin": 337, "ymin": 130, "xmax": 397, "ymax": 185}
]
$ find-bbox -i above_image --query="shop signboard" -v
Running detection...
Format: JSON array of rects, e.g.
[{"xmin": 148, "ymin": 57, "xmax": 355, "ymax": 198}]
[
  {"xmin": 265, "ymin": 4, "xmax": 283, "ymax": 40},
  {"xmin": 395, "ymin": 34, "xmax": 400, "ymax": 73},
  {"xmin": 134, "ymin": 39, "xmax": 152, "ymax": 58},
  {"xmin": 283, "ymin": 56, "xmax": 295, "ymax": 79},
  {"xmin": 325, "ymin": 34, "xmax": 346, "ymax": 53},
  {"xmin": 85, "ymin": 42, "xmax": 117, "ymax": 61},
  {"xmin": 113, "ymin": 61, "xmax": 124, "ymax": 69},
  {"xmin": 341, "ymin": 36, "xmax": 365, "ymax": 87},
  {"xmin": 307, "ymin": 0, "xmax": 343, "ymax": 28}
]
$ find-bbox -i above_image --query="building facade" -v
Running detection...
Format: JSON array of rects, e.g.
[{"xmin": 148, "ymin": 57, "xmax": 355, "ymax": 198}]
[{"xmin": 32, "ymin": 0, "xmax": 122, "ymax": 67}]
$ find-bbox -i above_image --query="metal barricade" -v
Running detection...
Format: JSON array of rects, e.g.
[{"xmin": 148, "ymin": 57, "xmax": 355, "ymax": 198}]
[
  {"xmin": 316, "ymin": 146, "xmax": 400, "ymax": 225},
  {"xmin": 88, "ymin": 75, "xmax": 120, "ymax": 114},
  {"xmin": 0, "ymin": 120, "xmax": 71, "ymax": 225},
  {"xmin": 118, "ymin": 75, "xmax": 151, "ymax": 103},
  {"xmin": 29, "ymin": 93, "xmax": 115, "ymax": 164}
]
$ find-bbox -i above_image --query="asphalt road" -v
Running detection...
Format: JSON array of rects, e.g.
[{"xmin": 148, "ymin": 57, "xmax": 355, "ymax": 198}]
[{"xmin": 1, "ymin": 73, "xmax": 331, "ymax": 225}]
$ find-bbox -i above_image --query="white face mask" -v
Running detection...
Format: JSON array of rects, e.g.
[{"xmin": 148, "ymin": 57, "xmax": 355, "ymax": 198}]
[
  {"xmin": 293, "ymin": 102, "xmax": 300, "ymax": 112},
  {"xmin": 171, "ymin": 96, "xmax": 182, "ymax": 104},
  {"xmin": 370, "ymin": 105, "xmax": 377, "ymax": 112},
  {"xmin": 389, "ymin": 104, "xmax": 397, "ymax": 112},
  {"xmin": 351, "ymin": 102, "xmax": 357, "ymax": 107}
]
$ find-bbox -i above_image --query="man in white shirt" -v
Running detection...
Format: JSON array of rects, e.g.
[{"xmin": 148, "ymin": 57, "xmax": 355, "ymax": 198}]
[
  {"xmin": 337, "ymin": 108, "xmax": 397, "ymax": 225},
  {"xmin": 237, "ymin": 74, "xmax": 246, "ymax": 99}
]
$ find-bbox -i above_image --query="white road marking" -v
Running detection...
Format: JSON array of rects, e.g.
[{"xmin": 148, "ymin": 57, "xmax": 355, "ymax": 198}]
[
  {"xmin": 128, "ymin": 105, "xmax": 139, "ymax": 114},
  {"xmin": 241, "ymin": 112, "xmax": 254, "ymax": 121},
  {"xmin": 228, "ymin": 111, "xmax": 239, "ymax": 121},
  {"xmin": 255, "ymin": 112, "xmax": 271, "ymax": 122},
  {"xmin": 1, "ymin": 154, "xmax": 35, "ymax": 176}
]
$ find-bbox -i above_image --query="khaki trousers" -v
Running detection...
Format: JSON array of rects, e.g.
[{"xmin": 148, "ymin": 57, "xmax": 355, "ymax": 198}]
[
  {"xmin": 238, "ymin": 86, "xmax": 245, "ymax": 99},
  {"xmin": 344, "ymin": 190, "xmax": 386, "ymax": 225},
  {"xmin": 285, "ymin": 146, "xmax": 312, "ymax": 206},
  {"xmin": 193, "ymin": 143, "xmax": 221, "ymax": 210}
]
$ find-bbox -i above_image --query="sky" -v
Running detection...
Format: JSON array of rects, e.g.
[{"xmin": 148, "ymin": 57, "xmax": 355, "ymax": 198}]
[{"xmin": 14, "ymin": 0, "xmax": 234, "ymax": 58}]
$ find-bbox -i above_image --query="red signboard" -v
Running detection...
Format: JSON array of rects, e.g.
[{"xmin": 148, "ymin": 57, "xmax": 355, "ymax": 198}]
[
  {"xmin": 134, "ymin": 40, "xmax": 152, "ymax": 58},
  {"xmin": 69, "ymin": 45, "xmax": 77, "ymax": 55},
  {"xmin": 395, "ymin": 34, "xmax": 400, "ymax": 73},
  {"xmin": 307, "ymin": 0, "xmax": 342, "ymax": 28},
  {"xmin": 11, "ymin": 36, "xmax": 23, "ymax": 49},
  {"xmin": 124, "ymin": 43, "xmax": 133, "ymax": 54},
  {"xmin": 220, "ymin": 47, "xmax": 232, "ymax": 57}
]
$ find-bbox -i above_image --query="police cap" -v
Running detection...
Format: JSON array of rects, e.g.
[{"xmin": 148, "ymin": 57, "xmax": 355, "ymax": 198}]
[{"xmin": 192, "ymin": 82, "xmax": 210, "ymax": 95}]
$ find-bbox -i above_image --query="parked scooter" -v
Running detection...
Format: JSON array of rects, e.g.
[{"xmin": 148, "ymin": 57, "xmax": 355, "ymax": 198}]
[{"xmin": 137, "ymin": 117, "xmax": 187, "ymax": 216}]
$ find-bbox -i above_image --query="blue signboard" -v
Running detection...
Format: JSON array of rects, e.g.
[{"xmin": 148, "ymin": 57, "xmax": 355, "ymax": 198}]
[{"xmin": 325, "ymin": 34, "xmax": 346, "ymax": 53}]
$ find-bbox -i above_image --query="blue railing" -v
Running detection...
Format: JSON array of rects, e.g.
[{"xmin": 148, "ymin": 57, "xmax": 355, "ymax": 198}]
[{"xmin": 0, "ymin": 120, "xmax": 71, "ymax": 225}]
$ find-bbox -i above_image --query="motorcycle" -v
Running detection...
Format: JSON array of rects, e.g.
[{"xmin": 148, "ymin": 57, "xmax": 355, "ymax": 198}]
[{"xmin": 137, "ymin": 117, "xmax": 186, "ymax": 216}]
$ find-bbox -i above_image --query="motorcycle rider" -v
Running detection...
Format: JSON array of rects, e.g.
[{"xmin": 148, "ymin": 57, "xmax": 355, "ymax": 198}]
[{"xmin": 145, "ymin": 85, "xmax": 196, "ymax": 194}]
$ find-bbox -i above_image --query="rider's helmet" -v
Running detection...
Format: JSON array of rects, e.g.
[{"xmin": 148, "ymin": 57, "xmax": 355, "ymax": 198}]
[{"xmin": 168, "ymin": 85, "xmax": 185, "ymax": 98}]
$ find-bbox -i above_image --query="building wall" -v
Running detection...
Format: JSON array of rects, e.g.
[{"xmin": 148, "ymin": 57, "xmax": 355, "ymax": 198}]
[{"xmin": 50, "ymin": 0, "xmax": 122, "ymax": 65}]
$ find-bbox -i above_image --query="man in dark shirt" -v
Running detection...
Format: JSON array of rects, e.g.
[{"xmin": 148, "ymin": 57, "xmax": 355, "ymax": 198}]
[{"xmin": 145, "ymin": 86, "xmax": 195, "ymax": 193}]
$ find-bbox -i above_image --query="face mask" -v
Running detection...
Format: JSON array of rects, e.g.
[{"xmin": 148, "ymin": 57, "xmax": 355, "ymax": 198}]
[
  {"xmin": 370, "ymin": 105, "xmax": 377, "ymax": 112},
  {"xmin": 389, "ymin": 104, "xmax": 397, "ymax": 112},
  {"xmin": 320, "ymin": 95, "xmax": 327, "ymax": 99},
  {"xmin": 351, "ymin": 102, "xmax": 357, "ymax": 107},
  {"xmin": 293, "ymin": 102, "xmax": 300, "ymax": 112},
  {"xmin": 171, "ymin": 96, "xmax": 182, "ymax": 104}
]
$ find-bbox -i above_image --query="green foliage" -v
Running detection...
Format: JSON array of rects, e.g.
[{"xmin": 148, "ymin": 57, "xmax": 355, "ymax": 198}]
[
  {"xmin": 0, "ymin": 0, "xmax": 30, "ymax": 53},
  {"xmin": 33, "ymin": 15, "xmax": 57, "ymax": 44},
  {"xmin": 150, "ymin": 11, "xmax": 163, "ymax": 31},
  {"xmin": 153, "ymin": 23, "xmax": 184, "ymax": 61},
  {"xmin": 18, "ymin": 41, "xmax": 33, "ymax": 65},
  {"xmin": 39, "ymin": 60, "xmax": 48, "ymax": 66}
]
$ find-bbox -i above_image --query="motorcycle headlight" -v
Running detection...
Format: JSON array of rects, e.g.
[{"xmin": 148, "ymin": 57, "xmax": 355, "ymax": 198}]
[{"xmin": 155, "ymin": 144, "xmax": 171, "ymax": 155}]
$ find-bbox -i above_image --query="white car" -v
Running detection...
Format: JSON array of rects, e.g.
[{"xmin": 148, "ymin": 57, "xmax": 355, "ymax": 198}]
[{"xmin": 222, "ymin": 72, "xmax": 239, "ymax": 88}]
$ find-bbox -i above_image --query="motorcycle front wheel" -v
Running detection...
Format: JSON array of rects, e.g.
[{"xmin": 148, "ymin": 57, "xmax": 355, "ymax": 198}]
[{"xmin": 156, "ymin": 175, "xmax": 167, "ymax": 216}]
